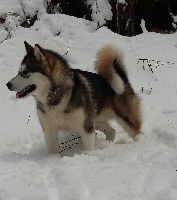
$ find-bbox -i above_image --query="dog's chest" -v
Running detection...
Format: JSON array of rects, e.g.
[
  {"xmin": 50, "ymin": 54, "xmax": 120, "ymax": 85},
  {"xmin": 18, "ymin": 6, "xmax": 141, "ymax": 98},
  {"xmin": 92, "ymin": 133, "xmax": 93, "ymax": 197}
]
[{"xmin": 48, "ymin": 107, "xmax": 85, "ymax": 131}]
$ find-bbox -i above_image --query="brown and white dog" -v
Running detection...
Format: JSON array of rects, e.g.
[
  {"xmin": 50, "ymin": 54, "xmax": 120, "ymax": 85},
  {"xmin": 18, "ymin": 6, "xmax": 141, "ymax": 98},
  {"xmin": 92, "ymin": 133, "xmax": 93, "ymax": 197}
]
[{"xmin": 6, "ymin": 42, "xmax": 142, "ymax": 154}]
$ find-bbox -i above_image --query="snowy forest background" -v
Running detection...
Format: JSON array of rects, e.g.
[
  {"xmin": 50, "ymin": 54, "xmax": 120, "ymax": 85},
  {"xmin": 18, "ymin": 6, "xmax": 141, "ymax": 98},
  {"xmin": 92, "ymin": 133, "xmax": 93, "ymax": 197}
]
[{"xmin": 0, "ymin": 0, "xmax": 177, "ymax": 43}]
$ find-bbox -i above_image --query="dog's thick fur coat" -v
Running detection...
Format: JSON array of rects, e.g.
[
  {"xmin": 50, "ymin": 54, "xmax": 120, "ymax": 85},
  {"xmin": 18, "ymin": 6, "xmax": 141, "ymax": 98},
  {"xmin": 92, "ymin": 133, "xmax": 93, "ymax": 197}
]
[{"xmin": 6, "ymin": 42, "xmax": 142, "ymax": 154}]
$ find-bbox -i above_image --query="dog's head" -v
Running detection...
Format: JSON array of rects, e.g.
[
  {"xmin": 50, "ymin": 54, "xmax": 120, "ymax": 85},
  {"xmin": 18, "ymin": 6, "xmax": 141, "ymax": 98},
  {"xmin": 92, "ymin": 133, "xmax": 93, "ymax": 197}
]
[
  {"xmin": 6, "ymin": 41, "xmax": 72, "ymax": 99},
  {"xmin": 6, "ymin": 41, "xmax": 51, "ymax": 99}
]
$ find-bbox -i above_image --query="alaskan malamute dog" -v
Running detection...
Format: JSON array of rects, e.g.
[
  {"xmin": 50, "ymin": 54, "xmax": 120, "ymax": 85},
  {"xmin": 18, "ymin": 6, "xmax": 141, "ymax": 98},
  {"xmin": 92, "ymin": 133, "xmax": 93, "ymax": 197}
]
[{"xmin": 6, "ymin": 41, "xmax": 142, "ymax": 154}]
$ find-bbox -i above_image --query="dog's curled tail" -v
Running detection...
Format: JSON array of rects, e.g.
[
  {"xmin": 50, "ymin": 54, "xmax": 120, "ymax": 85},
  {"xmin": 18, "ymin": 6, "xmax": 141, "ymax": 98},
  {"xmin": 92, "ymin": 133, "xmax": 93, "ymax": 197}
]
[{"xmin": 95, "ymin": 45, "xmax": 129, "ymax": 94}]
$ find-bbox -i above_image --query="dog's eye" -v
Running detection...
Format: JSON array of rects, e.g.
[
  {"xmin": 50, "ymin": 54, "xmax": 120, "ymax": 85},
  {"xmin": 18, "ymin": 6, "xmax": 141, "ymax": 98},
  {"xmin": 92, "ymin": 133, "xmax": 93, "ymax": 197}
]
[{"xmin": 20, "ymin": 71, "xmax": 30, "ymax": 78}]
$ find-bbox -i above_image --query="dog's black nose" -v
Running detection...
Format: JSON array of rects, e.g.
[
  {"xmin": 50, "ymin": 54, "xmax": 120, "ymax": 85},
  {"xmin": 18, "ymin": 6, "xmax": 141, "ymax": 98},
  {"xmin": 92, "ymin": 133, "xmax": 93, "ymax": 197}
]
[{"xmin": 6, "ymin": 82, "xmax": 12, "ymax": 90}]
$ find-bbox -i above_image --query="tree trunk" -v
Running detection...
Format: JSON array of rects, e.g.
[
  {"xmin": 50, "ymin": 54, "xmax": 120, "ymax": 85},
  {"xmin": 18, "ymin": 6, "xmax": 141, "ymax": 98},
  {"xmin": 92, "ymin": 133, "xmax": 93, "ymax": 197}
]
[{"xmin": 109, "ymin": 0, "xmax": 136, "ymax": 36}]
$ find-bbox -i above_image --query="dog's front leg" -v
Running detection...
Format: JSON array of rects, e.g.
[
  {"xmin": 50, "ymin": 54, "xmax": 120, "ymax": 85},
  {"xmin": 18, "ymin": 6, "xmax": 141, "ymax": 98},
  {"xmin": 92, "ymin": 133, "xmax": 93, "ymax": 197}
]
[
  {"xmin": 44, "ymin": 131, "xmax": 59, "ymax": 154},
  {"xmin": 79, "ymin": 118, "xmax": 95, "ymax": 151},
  {"xmin": 80, "ymin": 132, "xmax": 95, "ymax": 151},
  {"xmin": 37, "ymin": 110, "xmax": 59, "ymax": 154}
]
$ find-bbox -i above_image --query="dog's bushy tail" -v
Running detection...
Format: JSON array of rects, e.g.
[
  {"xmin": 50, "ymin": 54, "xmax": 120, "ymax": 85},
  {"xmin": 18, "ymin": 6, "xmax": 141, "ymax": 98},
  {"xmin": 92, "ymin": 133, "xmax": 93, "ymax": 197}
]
[{"xmin": 95, "ymin": 45, "xmax": 129, "ymax": 94}]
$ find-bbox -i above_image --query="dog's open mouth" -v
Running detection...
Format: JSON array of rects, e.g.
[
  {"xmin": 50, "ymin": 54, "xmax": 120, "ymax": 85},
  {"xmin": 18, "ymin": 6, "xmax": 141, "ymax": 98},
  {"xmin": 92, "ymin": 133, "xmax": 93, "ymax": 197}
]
[{"xmin": 16, "ymin": 84, "xmax": 36, "ymax": 98}]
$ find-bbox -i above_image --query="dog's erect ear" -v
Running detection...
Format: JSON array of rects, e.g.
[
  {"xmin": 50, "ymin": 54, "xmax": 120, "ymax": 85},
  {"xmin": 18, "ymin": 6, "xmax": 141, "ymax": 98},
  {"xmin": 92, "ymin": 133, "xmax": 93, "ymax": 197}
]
[
  {"xmin": 24, "ymin": 41, "xmax": 34, "ymax": 54},
  {"xmin": 34, "ymin": 44, "xmax": 46, "ymax": 61}
]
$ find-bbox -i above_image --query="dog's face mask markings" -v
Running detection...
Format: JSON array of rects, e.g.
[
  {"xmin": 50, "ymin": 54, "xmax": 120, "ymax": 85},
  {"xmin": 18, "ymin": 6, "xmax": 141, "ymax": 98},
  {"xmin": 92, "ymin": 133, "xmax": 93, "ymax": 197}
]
[
  {"xmin": 19, "ymin": 70, "xmax": 30, "ymax": 78},
  {"xmin": 18, "ymin": 65, "xmax": 31, "ymax": 78},
  {"xmin": 6, "ymin": 63, "xmax": 36, "ymax": 99},
  {"xmin": 6, "ymin": 42, "xmax": 48, "ymax": 99}
]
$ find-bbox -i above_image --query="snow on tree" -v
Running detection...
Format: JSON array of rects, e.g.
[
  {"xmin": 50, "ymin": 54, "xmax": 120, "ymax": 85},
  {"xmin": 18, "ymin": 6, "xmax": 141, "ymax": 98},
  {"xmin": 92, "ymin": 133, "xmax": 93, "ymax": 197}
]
[{"xmin": 87, "ymin": 0, "xmax": 112, "ymax": 27}]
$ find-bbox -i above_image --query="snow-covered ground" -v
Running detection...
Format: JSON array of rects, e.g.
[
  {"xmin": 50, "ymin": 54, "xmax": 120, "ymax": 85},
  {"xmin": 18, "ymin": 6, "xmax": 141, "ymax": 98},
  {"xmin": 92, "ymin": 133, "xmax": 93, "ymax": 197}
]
[{"xmin": 1, "ymin": 2, "xmax": 177, "ymax": 200}]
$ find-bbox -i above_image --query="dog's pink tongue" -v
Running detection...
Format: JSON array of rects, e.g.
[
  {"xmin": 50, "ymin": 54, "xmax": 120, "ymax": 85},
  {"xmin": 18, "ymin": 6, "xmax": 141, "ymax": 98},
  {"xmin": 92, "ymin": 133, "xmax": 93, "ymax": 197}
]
[{"xmin": 16, "ymin": 91, "xmax": 24, "ymax": 99}]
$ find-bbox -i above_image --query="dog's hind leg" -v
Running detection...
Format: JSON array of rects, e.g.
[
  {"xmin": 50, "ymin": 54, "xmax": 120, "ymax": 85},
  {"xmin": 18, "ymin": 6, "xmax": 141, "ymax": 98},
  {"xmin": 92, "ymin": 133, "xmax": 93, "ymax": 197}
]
[
  {"xmin": 78, "ymin": 118, "xmax": 95, "ymax": 151},
  {"xmin": 115, "ymin": 116, "xmax": 141, "ymax": 141},
  {"xmin": 96, "ymin": 121, "xmax": 115, "ymax": 141},
  {"xmin": 112, "ymin": 91, "xmax": 142, "ymax": 140}
]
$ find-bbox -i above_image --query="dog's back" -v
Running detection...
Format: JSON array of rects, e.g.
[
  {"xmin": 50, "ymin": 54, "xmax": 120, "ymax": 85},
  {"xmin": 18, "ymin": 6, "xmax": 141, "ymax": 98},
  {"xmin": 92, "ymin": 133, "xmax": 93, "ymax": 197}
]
[{"xmin": 73, "ymin": 69, "xmax": 115, "ymax": 113}]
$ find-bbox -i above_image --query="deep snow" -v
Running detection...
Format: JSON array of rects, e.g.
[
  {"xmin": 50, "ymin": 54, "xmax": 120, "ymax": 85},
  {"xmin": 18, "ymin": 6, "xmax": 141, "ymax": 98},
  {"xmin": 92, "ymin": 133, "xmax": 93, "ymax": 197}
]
[{"xmin": 1, "ymin": 2, "xmax": 177, "ymax": 200}]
